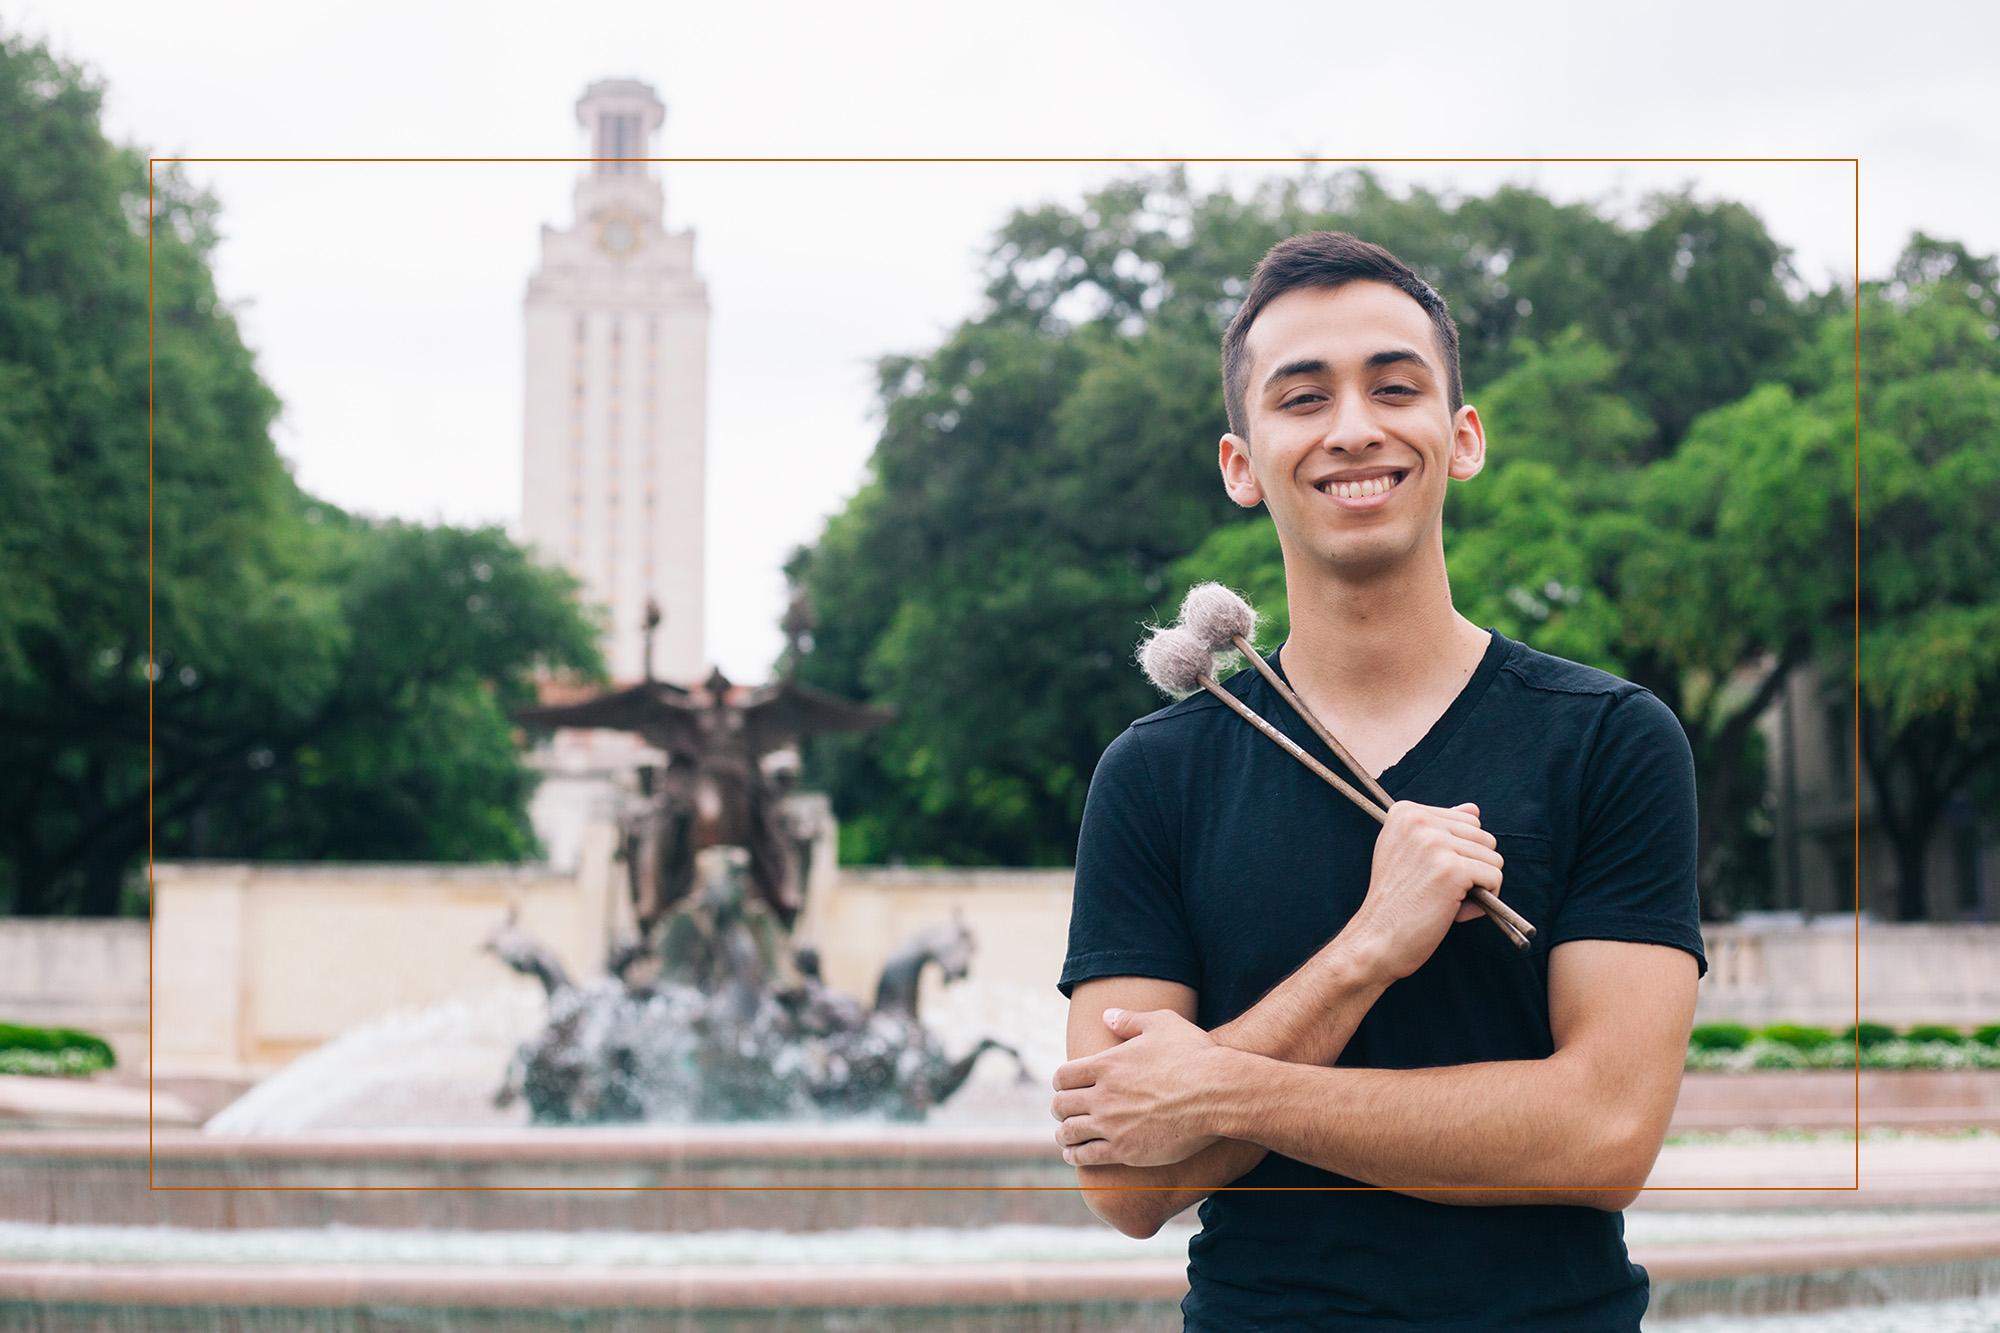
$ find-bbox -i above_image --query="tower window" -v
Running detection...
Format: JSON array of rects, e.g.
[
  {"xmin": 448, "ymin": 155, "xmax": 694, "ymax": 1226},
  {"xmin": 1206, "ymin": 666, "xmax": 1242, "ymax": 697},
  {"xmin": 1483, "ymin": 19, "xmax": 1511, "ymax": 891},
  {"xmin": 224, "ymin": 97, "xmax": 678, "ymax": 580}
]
[{"xmin": 598, "ymin": 113, "xmax": 641, "ymax": 175}]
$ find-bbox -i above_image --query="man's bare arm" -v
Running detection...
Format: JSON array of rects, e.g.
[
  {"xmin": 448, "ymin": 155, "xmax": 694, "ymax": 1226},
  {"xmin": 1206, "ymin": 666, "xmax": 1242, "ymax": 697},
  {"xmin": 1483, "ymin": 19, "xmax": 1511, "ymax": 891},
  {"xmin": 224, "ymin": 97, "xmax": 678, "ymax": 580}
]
[
  {"xmin": 1064, "ymin": 977, "xmax": 1256, "ymax": 1239},
  {"xmin": 1066, "ymin": 932, "xmax": 1393, "ymax": 1238},
  {"xmin": 1202, "ymin": 941, "xmax": 1699, "ymax": 1211},
  {"xmin": 1063, "ymin": 801, "xmax": 1501, "ymax": 1237}
]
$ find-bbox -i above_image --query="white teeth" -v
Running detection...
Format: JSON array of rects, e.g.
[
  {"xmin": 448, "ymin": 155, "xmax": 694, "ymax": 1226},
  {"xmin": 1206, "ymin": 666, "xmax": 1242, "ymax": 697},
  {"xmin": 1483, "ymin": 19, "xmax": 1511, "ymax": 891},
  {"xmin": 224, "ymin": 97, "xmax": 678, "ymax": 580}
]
[{"xmin": 1324, "ymin": 473, "xmax": 1400, "ymax": 499}]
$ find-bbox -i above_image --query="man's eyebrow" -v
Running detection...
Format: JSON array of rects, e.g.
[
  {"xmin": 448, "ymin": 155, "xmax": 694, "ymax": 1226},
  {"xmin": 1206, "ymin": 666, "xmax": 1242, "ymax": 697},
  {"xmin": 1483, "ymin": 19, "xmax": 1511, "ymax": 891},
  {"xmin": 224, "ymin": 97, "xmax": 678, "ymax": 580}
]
[
  {"xmin": 1261, "ymin": 347, "xmax": 1433, "ymax": 392},
  {"xmin": 1262, "ymin": 357, "xmax": 1327, "ymax": 390},
  {"xmin": 1364, "ymin": 347, "xmax": 1433, "ymax": 376}
]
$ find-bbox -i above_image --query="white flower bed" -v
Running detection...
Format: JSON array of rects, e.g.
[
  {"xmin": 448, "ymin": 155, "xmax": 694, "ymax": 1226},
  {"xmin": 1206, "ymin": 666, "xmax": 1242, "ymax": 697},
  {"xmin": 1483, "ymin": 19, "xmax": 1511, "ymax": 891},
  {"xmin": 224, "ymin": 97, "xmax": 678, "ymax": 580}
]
[
  {"xmin": 1685, "ymin": 1039, "xmax": 2000, "ymax": 1072},
  {"xmin": 0, "ymin": 1048, "xmax": 110, "ymax": 1077}
]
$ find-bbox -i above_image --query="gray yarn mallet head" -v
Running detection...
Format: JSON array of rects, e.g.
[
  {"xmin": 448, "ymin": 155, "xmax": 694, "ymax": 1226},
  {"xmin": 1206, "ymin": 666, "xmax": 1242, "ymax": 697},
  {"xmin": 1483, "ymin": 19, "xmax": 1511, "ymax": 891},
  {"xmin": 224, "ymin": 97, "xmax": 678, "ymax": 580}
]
[
  {"xmin": 1178, "ymin": 582, "xmax": 1259, "ymax": 651},
  {"xmin": 1137, "ymin": 624, "xmax": 1214, "ymax": 699}
]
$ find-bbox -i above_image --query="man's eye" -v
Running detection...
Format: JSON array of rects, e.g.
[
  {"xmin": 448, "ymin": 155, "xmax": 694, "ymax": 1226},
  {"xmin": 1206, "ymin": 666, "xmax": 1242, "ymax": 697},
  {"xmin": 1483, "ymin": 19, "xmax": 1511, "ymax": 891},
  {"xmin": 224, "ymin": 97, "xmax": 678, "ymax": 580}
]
[
  {"xmin": 1380, "ymin": 385, "xmax": 1419, "ymax": 397},
  {"xmin": 1283, "ymin": 393, "xmax": 1325, "ymax": 408}
]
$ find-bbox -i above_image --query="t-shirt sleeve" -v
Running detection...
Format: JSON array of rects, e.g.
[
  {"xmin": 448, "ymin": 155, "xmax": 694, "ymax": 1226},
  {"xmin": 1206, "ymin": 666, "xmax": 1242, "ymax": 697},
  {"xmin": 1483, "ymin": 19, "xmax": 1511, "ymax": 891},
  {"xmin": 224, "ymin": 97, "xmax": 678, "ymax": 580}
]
[
  {"xmin": 1057, "ymin": 725, "xmax": 1201, "ymax": 999},
  {"xmin": 1550, "ymin": 688, "xmax": 1709, "ymax": 978}
]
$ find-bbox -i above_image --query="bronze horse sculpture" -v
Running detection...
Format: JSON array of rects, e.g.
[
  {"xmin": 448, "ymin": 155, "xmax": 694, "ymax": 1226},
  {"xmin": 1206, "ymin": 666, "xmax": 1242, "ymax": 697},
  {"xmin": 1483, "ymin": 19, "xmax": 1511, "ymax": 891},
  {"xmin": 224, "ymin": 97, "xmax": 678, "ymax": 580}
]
[{"xmin": 486, "ymin": 860, "xmax": 1030, "ymax": 1125}]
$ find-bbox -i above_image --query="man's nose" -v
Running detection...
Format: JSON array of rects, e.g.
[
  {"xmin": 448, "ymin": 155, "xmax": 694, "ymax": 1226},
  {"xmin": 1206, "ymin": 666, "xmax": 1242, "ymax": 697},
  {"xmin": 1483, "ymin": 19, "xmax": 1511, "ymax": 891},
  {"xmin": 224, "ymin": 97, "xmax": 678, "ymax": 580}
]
[{"xmin": 1317, "ymin": 389, "xmax": 1384, "ymax": 453}]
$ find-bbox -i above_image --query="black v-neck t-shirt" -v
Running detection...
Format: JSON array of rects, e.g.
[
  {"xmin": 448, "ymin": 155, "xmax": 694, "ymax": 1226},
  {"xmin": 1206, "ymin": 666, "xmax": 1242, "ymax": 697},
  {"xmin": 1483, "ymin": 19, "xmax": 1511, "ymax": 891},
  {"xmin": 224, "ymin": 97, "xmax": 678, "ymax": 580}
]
[{"xmin": 1059, "ymin": 627, "xmax": 1706, "ymax": 1331}]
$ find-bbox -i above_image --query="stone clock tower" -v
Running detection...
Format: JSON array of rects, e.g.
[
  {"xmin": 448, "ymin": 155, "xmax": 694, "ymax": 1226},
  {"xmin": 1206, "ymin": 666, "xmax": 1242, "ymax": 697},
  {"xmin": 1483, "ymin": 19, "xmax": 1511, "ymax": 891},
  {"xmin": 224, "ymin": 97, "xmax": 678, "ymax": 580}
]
[{"xmin": 521, "ymin": 78, "xmax": 708, "ymax": 686}]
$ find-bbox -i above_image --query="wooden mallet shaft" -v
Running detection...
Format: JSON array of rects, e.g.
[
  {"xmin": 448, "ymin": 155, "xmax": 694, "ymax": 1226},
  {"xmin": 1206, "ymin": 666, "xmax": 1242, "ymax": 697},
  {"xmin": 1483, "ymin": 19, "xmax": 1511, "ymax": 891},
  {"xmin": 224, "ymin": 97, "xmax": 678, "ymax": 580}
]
[
  {"xmin": 1227, "ymin": 635, "xmax": 1536, "ymax": 946},
  {"xmin": 1195, "ymin": 671, "xmax": 1533, "ymax": 952}
]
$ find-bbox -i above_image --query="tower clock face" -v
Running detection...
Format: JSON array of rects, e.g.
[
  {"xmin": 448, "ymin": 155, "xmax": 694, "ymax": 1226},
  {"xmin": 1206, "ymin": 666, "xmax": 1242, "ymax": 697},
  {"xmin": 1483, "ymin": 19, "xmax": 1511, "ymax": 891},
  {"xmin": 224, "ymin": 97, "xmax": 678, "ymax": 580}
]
[{"xmin": 595, "ymin": 213, "xmax": 641, "ymax": 256}]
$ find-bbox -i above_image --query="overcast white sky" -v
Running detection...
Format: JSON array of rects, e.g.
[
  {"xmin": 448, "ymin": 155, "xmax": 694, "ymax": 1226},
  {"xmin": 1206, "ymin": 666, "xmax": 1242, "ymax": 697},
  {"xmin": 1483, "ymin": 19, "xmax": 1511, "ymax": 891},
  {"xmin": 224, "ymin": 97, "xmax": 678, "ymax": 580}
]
[{"xmin": 11, "ymin": 0, "xmax": 1998, "ymax": 679}]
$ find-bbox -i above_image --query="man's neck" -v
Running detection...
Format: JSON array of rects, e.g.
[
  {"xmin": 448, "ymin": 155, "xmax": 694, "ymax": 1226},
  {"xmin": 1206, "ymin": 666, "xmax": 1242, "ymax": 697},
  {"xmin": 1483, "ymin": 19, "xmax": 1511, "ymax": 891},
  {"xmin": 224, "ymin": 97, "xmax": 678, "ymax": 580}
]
[{"xmin": 1278, "ymin": 537, "xmax": 1488, "ymax": 718}]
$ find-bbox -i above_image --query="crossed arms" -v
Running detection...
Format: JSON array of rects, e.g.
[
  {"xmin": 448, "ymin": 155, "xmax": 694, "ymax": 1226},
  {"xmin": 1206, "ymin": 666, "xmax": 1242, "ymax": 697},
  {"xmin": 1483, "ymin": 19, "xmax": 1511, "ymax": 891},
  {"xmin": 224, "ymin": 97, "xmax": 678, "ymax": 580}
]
[{"xmin": 1056, "ymin": 931, "xmax": 1698, "ymax": 1239}]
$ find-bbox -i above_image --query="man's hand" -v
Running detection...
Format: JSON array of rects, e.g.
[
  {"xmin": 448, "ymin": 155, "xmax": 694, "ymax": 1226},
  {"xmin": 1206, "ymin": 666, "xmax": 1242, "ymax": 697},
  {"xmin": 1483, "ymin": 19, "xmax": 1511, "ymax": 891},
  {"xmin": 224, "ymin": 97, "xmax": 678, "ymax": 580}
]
[
  {"xmin": 1347, "ymin": 800, "xmax": 1505, "ymax": 982},
  {"xmin": 1051, "ymin": 1007, "xmax": 1236, "ymax": 1168}
]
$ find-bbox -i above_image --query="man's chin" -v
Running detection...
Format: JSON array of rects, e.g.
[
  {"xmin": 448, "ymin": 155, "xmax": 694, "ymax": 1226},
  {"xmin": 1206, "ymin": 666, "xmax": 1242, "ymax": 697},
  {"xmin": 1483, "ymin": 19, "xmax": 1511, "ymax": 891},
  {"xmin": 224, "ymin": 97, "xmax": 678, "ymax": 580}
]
[{"xmin": 1298, "ymin": 534, "xmax": 1411, "ymax": 582}]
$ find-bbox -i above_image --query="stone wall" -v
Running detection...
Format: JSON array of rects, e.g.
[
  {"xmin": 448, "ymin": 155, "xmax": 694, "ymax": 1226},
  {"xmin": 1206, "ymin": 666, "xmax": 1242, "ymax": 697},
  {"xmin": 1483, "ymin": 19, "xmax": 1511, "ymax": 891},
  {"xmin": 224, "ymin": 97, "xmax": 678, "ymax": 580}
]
[
  {"xmin": 12, "ymin": 857, "xmax": 2000, "ymax": 1084},
  {"xmin": 0, "ymin": 919, "xmax": 149, "ymax": 1068},
  {"xmin": 799, "ymin": 866, "xmax": 1075, "ymax": 1009},
  {"xmin": 1698, "ymin": 921, "xmax": 2000, "ymax": 1027},
  {"xmin": 144, "ymin": 827, "xmax": 621, "ymax": 1079}
]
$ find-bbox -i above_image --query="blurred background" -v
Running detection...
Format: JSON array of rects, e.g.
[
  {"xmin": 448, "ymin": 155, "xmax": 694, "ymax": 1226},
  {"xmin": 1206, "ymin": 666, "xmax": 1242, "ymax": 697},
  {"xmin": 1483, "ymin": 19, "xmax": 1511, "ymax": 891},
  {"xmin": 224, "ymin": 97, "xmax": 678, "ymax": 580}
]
[{"xmin": 2, "ymin": 2, "xmax": 1999, "ymax": 1329}]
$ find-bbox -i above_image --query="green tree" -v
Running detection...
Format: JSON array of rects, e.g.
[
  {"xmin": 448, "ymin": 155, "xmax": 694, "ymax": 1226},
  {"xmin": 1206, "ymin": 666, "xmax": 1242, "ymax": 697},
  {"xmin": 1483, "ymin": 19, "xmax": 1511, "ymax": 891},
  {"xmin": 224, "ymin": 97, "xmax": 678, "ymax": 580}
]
[
  {"xmin": 1843, "ymin": 238, "xmax": 2000, "ymax": 917},
  {"xmin": 986, "ymin": 169, "xmax": 1807, "ymax": 454},
  {"xmin": 1602, "ymin": 195, "xmax": 1816, "ymax": 448},
  {"xmin": 787, "ymin": 168, "xmax": 1825, "ymax": 869},
  {"xmin": 790, "ymin": 319, "xmax": 1233, "ymax": 864},
  {"xmin": 1614, "ymin": 382, "xmax": 1851, "ymax": 913},
  {"xmin": 1443, "ymin": 326, "xmax": 1655, "ymax": 669},
  {"xmin": 0, "ymin": 31, "xmax": 604, "ymax": 914},
  {"xmin": 0, "ymin": 31, "xmax": 300, "ymax": 912},
  {"xmin": 160, "ymin": 514, "xmax": 606, "ymax": 864},
  {"xmin": 1614, "ymin": 235, "xmax": 2000, "ymax": 920}
]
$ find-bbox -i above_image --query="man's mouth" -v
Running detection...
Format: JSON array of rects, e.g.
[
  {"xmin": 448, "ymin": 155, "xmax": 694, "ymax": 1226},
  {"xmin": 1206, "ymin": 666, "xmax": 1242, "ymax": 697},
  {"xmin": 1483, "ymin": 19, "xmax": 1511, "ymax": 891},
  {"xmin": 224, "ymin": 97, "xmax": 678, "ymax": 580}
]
[{"xmin": 1314, "ymin": 470, "xmax": 1409, "ymax": 505}]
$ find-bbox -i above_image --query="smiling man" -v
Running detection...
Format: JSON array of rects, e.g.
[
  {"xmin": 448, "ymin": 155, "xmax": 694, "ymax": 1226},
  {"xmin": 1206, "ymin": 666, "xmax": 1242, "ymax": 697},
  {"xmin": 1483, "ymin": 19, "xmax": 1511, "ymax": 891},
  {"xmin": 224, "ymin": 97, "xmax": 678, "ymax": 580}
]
[{"xmin": 1053, "ymin": 232, "xmax": 1705, "ymax": 1330}]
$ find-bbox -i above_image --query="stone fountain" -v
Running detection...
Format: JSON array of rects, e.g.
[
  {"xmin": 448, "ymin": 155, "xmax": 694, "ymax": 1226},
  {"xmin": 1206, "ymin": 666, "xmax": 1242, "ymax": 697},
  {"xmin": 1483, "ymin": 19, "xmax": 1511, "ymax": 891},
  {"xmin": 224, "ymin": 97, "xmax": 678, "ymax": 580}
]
[
  {"xmin": 486, "ymin": 856, "xmax": 1030, "ymax": 1124},
  {"xmin": 499, "ymin": 607, "xmax": 1030, "ymax": 1125}
]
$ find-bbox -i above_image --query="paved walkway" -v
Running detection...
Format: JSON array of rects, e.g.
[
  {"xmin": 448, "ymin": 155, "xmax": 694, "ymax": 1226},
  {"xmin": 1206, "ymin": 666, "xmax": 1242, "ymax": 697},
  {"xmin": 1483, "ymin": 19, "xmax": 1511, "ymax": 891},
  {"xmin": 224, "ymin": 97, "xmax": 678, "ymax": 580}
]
[
  {"xmin": 1637, "ymin": 1133, "xmax": 2000, "ymax": 1208},
  {"xmin": 0, "ymin": 1074, "xmax": 200, "ymax": 1130}
]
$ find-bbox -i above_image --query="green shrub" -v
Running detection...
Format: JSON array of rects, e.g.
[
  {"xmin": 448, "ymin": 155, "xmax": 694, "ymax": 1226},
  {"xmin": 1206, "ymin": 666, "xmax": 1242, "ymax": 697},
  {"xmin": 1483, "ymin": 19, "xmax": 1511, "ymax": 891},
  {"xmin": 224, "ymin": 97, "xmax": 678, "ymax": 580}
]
[
  {"xmin": 0, "ymin": 1023, "xmax": 60, "ymax": 1052},
  {"xmin": 1839, "ymin": 1022, "xmax": 1898, "ymax": 1049},
  {"xmin": 0, "ymin": 1022, "xmax": 116, "ymax": 1068},
  {"xmin": 1688, "ymin": 1022, "xmax": 1755, "ymax": 1051},
  {"xmin": 1904, "ymin": 1023, "xmax": 1968, "ymax": 1045},
  {"xmin": 1760, "ymin": 1023, "xmax": 1839, "ymax": 1050},
  {"xmin": 1974, "ymin": 1025, "xmax": 2000, "ymax": 1048}
]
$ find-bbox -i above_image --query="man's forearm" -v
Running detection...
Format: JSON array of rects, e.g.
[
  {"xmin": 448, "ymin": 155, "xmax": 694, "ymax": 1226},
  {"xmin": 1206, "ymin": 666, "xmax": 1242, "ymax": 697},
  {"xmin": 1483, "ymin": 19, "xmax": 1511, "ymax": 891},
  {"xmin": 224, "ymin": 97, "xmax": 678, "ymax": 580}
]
[
  {"xmin": 1075, "ymin": 1135, "xmax": 1269, "ymax": 1236},
  {"xmin": 1079, "ymin": 932, "xmax": 1392, "ymax": 1236},
  {"xmin": 1208, "ymin": 931, "xmax": 1392, "ymax": 1065},
  {"xmin": 1208, "ymin": 1049, "xmax": 1644, "ymax": 1210}
]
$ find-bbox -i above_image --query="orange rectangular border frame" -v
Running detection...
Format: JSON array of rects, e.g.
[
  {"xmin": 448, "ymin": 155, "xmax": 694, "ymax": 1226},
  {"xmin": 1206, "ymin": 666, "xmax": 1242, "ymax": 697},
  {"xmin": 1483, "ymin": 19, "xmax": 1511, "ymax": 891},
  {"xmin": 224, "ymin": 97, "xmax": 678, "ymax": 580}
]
[{"xmin": 148, "ymin": 153, "xmax": 1864, "ymax": 1192}]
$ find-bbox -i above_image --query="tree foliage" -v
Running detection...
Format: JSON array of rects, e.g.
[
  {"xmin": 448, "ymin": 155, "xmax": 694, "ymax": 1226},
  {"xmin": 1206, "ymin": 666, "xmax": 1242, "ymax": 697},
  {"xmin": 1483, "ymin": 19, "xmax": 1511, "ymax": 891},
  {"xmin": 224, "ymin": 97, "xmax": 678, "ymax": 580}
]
[
  {"xmin": 788, "ymin": 167, "xmax": 1851, "ymax": 903},
  {"xmin": 1846, "ymin": 239, "xmax": 2000, "ymax": 916},
  {"xmin": 0, "ymin": 31, "xmax": 604, "ymax": 915}
]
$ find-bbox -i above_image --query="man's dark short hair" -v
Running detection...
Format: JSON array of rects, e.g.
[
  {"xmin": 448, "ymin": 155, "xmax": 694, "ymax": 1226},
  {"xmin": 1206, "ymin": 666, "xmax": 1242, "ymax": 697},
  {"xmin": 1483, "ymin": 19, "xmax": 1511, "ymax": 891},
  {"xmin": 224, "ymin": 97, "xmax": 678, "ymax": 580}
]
[{"xmin": 1221, "ymin": 231, "xmax": 1464, "ymax": 439}]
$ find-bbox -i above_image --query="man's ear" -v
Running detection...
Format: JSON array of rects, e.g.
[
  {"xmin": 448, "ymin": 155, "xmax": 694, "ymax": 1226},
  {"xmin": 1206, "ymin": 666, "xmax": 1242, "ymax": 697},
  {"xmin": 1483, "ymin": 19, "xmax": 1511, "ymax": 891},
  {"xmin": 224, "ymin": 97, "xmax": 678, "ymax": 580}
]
[
  {"xmin": 1219, "ymin": 432, "xmax": 1263, "ymax": 509},
  {"xmin": 1447, "ymin": 404, "xmax": 1486, "ymax": 482}
]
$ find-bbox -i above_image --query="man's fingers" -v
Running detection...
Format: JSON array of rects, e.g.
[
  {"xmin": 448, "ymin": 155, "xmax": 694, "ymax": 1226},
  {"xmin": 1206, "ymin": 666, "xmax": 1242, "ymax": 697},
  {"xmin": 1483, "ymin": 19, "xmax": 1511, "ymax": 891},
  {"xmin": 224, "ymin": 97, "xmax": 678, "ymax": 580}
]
[
  {"xmin": 1051, "ymin": 1061, "xmax": 1095, "ymax": 1092},
  {"xmin": 1055, "ymin": 1115, "xmax": 1098, "ymax": 1148},
  {"xmin": 1465, "ymin": 855, "xmax": 1504, "ymax": 894},
  {"xmin": 1050, "ymin": 1089, "xmax": 1087, "ymax": 1121},
  {"xmin": 1449, "ymin": 835, "xmax": 1503, "ymax": 868},
  {"xmin": 1449, "ymin": 822, "xmax": 1498, "ymax": 850},
  {"xmin": 1456, "ymin": 877, "xmax": 1504, "ymax": 922},
  {"xmin": 1065, "ymin": 1140, "xmax": 1114, "ymax": 1168}
]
